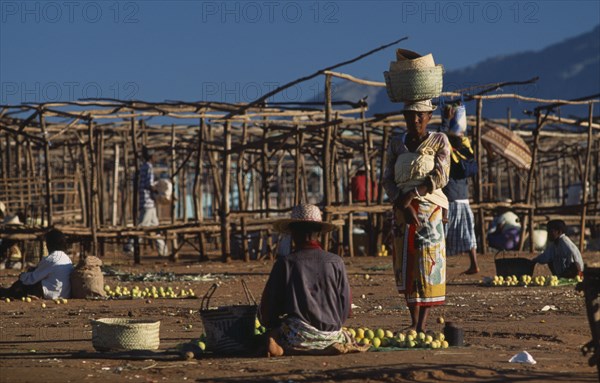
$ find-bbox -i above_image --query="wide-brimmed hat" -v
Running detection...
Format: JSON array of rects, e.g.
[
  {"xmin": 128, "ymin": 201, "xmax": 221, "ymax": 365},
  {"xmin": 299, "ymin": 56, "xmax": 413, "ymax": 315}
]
[
  {"xmin": 3, "ymin": 214, "xmax": 21, "ymax": 225},
  {"xmin": 273, "ymin": 204, "xmax": 337, "ymax": 234},
  {"xmin": 402, "ymin": 100, "xmax": 437, "ymax": 113}
]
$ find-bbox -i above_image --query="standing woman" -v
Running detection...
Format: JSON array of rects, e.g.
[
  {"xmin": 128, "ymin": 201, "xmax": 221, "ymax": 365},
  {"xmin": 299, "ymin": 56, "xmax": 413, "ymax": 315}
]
[
  {"xmin": 382, "ymin": 100, "xmax": 451, "ymax": 332},
  {"xmin": 442, "ymin": 104, "xmax": 479, "ymax": 274}
]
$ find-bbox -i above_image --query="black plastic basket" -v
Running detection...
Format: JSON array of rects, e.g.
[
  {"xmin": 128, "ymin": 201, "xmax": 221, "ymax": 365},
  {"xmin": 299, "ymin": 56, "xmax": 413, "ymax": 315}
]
[
  {"xmin": 494, "ymin": 251, "xmax": 535, "ymax": 277},
  {"xmin": 199, "ymin": 280, "xmax": 257, "ymax": 355}
]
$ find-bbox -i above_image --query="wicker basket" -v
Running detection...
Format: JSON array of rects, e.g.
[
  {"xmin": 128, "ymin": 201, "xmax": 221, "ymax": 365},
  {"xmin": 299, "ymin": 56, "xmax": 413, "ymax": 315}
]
[
  {"xmin": 91, "ymin": 318, "xmax": 160, "ymax": 352},
  {"xmin": 200, "ymin": 280, "xmax": 257, "ymax": 355},
  {"xmin": 384, "ymin": 65, "xmax": 444, "ymax": 103},
  {"xmin": 494, "ymin": 251, "xmax": 535, "ymax": 277}
]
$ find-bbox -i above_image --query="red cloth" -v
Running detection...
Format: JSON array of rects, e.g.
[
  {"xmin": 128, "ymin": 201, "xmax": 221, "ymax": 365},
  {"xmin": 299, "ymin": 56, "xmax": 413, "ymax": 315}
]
[{"xmin": 351, "ymin": 174, "xmax": 378, "ymax": 202}]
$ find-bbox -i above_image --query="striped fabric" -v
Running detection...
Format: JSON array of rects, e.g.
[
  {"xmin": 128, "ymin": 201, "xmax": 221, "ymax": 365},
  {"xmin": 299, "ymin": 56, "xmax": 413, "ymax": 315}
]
[
  {"xmin": 482, "ymin": 123, "xmax": 531, "ymax": 170},
  {"xmin": 445, "ymin": 201, "xmax": 477, "ymax": 256},
  {"xmin": 139, "ymin": 161, "xmax": 155, "ymax": 209}
]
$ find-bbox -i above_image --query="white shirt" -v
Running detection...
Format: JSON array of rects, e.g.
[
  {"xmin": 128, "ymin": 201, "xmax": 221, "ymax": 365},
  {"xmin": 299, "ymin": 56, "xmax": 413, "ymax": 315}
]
[
  {"xmin": 20, "ymin": 250, "xmax": 74, "ymax": 299},
  {"xmin": 534, "ymin": 234, "xmax": 584, "ymax": 276}
]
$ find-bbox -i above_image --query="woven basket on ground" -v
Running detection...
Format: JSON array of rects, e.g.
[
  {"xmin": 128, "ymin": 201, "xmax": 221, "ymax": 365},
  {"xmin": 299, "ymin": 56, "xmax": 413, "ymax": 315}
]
[
  {"xmin": 384, "ymin": 65, "xmax": 444, "ymax": 103},
  {"xmin": 199, "ymin": 280, "xmax": 257, "ymax": 355},
  {"xmin": 91, "ymin": 318, "xmax": 160, "ymax": 352}
]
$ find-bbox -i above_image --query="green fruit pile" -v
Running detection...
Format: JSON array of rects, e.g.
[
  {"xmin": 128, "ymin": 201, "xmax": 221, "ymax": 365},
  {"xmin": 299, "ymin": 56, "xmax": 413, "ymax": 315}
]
[
  {"xmin": 103, "ymin": 284, "xmax": 196, "ymax": 299},
  {"xmin": 176, "ymin": 334, "xmax": 207, "ymax": 359},
  {"xmin": 254, "ymin": 318, "xmax": 266, "ymax": 335},
  {"xmin": 481, "ymin": 274, "xmax": 579, "ymax": 287},
  {"xmin": 344, "ymin": 327, "xmax": 449, "ymax": 349}
]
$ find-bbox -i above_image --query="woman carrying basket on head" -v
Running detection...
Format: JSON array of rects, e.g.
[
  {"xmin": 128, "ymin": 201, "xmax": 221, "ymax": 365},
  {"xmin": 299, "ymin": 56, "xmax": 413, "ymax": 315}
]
[
  {"xmin": 382, "ymin": 100, "xmax": 451, "ymax": 333},
  {"xmin": 259, "ymin": 204, "xmax": 368, "ymax": 357}
]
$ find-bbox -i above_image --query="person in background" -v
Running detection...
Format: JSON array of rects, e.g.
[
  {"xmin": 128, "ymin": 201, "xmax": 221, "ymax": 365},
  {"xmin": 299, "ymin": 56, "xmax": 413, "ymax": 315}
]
[
  {"xmin": 125, "ymin": 147, "xmax": 168, "ymax": 257},
  {"xmin": 382, "ymin": 99, "xmax": 451, "ymax": 333},
  {"xmin": 350, "ymin": 170, "xmax": 378, "ymax": 202},
  {"xmin": 532, "ymin": 219, "xmax": 584, "ymax": 278},
  {"xmin": 260, "ymin": 204, "xmax": 366, "ymax": 356},
  {"xmin": 441, "ymin": 103, "xmax": 479, "ymax": 274},
  {"xmin": 487, "ymin": 209, "xmax": 521, "ymax": 251},
  {"xmin": 0, "ymin": 228, "xmax": 73, "ymax": 300}
]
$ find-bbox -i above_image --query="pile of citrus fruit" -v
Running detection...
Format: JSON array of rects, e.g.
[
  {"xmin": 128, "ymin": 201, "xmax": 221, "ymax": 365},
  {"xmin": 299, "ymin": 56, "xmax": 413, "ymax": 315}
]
[
  {"xmin": 481, "ymin": 274, "xmax": 582, "ymax": 287},
  {"xmin": 103, "ymin": 284, "xmax": 196, "ymax": 299},
  {"xmin": 345, "ymin": 327, "xmax": 449, "ymax": 349}
]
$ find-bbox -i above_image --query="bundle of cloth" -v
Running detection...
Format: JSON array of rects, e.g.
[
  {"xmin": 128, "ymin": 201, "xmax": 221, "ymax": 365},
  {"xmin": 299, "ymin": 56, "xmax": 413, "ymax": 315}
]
[{"xmin": 153, "ymin": 179, "xmax": 173, "ymax": 204}]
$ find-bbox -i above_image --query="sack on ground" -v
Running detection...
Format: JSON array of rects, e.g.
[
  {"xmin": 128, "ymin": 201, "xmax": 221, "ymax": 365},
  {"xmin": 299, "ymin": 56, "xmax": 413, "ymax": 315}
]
[{"xmin": 71, "ymin": 256, "xmax": 106, "ymax": 298}]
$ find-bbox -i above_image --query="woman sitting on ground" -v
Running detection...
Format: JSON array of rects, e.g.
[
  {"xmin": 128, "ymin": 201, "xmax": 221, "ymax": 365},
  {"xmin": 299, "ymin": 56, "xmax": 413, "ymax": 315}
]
[
  {"xmin": 0, "ymin": 228, "xmax": 73, "ymax": 300},
  {"xmin": 259, "ymin": 204, "xmax": 367, "ymax": 356}
]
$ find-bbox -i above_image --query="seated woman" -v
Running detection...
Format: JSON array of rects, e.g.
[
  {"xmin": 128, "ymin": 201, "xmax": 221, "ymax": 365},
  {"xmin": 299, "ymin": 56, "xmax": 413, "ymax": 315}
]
[
  {"xmin": 0, "ymin": 229, "xmax": 74, "ymax": 300},
  {"xmin": 487, "ymin": 210, "xmax": 521, "ymax": 251},
  {"xmin": 259, "ymin": 204, "xmax": 367, "ymax": 356}
]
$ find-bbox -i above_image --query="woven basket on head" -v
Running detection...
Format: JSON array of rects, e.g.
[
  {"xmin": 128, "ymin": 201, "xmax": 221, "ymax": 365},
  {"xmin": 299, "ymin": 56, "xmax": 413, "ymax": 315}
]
[
  {"xmin": 389, "ymin": 53, "xmax": 435, "ymax": 72},
  {"xmin": 384, "ymin": 65, "xmax": 444, "ymax": 103},
  {"xmin": 91, "ymin": 318, "xmax": 160, "ymax": 352}
]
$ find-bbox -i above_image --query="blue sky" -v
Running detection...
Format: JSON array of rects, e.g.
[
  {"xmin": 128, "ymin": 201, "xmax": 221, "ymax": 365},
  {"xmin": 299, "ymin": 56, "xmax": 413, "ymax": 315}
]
[{"xmin": 1, "ymin": 0, "xmax": 599, "ymax": 104}]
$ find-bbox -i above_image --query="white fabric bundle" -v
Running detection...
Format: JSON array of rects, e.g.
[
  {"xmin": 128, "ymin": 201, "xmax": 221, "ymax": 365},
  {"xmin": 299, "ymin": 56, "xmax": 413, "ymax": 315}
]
[{"xmin": 153, "ymin": 179, "xmax": 173, "ymax": 204}]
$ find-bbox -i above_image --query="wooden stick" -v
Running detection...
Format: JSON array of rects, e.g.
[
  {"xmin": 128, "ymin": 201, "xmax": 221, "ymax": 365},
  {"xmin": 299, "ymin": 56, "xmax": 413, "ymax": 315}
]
[
  {"xmin": 87, "ymin": 119, "xmax": 98, "ymax": 257},
  {"xmin": 579, "ymin": 103, "xmax": 594, "ymax": 251},
  {"xmin": 221, "ymin": 121, "xmax": 232, "ymax": 263},
  {"xmin": 112, "ymin": 144, "xmax": 120, "ymax": 226},
  {"xmin": 222, "ymin": 36, "xmax": 409, "ymax": 119},
  {"xmin": 475, "ymin": 99, "xmax": 486, "ymax": 254},
  {"xmin": 39, "ymin": 111, "xmax": 53, "ymax": 226}
]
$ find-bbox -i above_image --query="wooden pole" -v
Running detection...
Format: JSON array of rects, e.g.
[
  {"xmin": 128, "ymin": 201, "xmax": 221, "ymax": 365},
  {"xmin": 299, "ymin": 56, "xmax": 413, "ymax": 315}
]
[
  {"xmin": 97, "ymin": 131, "xmax": 105, "ymax": 226},
  {"xmin": 194, "ymin": 119, "xmax": 208, "ymax": 262},
  {"xmin": 121, "ymin": 132, "xmax": 130, "ymax": 227},
  {"xmin": 15, "ymin": 137, "xmax": 23, "ymax": 211},
  {"xmin": 112, "ymin": 144, "xmax": 120, "ymax": 226},
  {"xmin": 520, "ymin": 112, "xmax": 544, "ymax": 252},
  {"xmin": 260, "ymin": 124, "xmax": 273, "ymax": 260},
  {"xmin": 474, "ymin": 99, "xmax": 486, "ymax": 254},
  {"xmin": 221, "ymin": 121, "xmax": 232, "ymax": 263},
  {"xmin": 130, "ymin": 119, "xmax": 141, "ymax": 264},
  {"xmin": 579, "ymin": 103, "xmax": 594, "ymax": 251},
  {"xmin": 294, "ymin": 129, "xmax": 304, "ymax": 205},
  {"xmin": 87, "ymin": 120, "xmax": 98, "ymax": 257},
  {"xmin": 346, "ymin": 158, "xmax": 354, "ymax": 257},
  {"xmin": 237, "ymin": 122, "xmax": 249, "ymax": 261},
  {"xmin": 39, "ymin": 112, "xmax": 53, "ymax": 227},
  {"xmin": 170, "ymin": 124, "xmax": 179, "ymax": 261},
  {"xmin": 322, "ymin": 74, "xmax": 333, "ymax": 248},
  {"xmin": 193, "ymin": 119, "xmax": 205, "ymax": 222}
]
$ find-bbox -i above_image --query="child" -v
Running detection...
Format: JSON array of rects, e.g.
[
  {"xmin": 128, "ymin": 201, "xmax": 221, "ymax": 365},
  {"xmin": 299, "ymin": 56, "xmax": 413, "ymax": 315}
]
[
  {"xmin": 0, "ymin": 229, "xmax": 73, "ymax": 300},
  {"xmin": 532, "ymin": 220, "xmax": 584, "ymax": 278}
]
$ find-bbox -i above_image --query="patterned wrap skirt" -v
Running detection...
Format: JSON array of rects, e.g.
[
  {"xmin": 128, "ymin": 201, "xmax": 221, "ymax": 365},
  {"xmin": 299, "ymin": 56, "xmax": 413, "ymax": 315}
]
[
  {"xmin": 392, "ymin": 200, "xmax": 446, "ymax": 306},
  {"xmin": 445, "ymin": 200, "xmax": 477, "ymax": 256}
]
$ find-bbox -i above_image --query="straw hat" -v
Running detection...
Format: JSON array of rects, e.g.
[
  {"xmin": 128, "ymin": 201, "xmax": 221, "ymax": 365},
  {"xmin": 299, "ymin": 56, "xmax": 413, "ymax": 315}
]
[
  {"xmin": 402, "ymin": 100, "xmax": 437, "ymax": 112},
  {"xmin": 390, "ymin": 49, "xmax": 436, "ymax": 71},
  {"xmin": 3, "ymin": 214, "xmax": 21, "ymax": 225},
  {"xmin": 0, "ymin": 201, "xmax": 5, "ymax": 216},
  {"xmin": 272, "ymin": 204, "xmax": 337, "ymax": 234}
]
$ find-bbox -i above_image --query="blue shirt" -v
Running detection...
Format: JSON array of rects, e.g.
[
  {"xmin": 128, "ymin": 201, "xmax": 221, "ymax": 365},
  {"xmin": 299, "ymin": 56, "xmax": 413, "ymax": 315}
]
[
  {"xmin": 259, "ymin": 247, "xmax": 350, "ymax": 332},
  {"xmin": 534, "ymin": 234, "xmax": 584, "ymax": 276},
  {"xmin": 139, "ymin": 161, "xmax": 155, "ymax": 210}
]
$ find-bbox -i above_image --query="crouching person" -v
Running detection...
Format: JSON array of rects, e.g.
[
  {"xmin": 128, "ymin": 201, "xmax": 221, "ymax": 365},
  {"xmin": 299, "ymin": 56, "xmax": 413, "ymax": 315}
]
[
  {"xmin": 532, "ymin": 219, "xmax": 584, "ymax": 278},
  {"xmin": 0, "ymin": 229, "xmax": 73, "ymax": 300},
  {"xmin": 259, "ymin": 204, "xmax": 368, "ymax": 357}
]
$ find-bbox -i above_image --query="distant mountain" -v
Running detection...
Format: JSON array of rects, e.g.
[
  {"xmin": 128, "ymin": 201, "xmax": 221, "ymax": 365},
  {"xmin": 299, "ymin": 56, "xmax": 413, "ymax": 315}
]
[{"xmin": 317, "ymin": 25, "xmax": 600, "ymax": 119}]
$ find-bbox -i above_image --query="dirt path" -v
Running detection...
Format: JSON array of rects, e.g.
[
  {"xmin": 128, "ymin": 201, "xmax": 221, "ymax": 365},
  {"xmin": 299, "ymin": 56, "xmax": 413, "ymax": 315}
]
[{"xmin": 0, "ymin": 253, "xmax": 597, "ymax": 382}]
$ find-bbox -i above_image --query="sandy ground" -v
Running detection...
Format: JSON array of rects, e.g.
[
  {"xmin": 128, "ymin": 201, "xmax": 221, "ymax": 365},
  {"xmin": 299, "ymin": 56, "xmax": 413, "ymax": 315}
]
[{"xmin": 0, "ymin": 251, "xmax": 598, "ymax": 383}]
